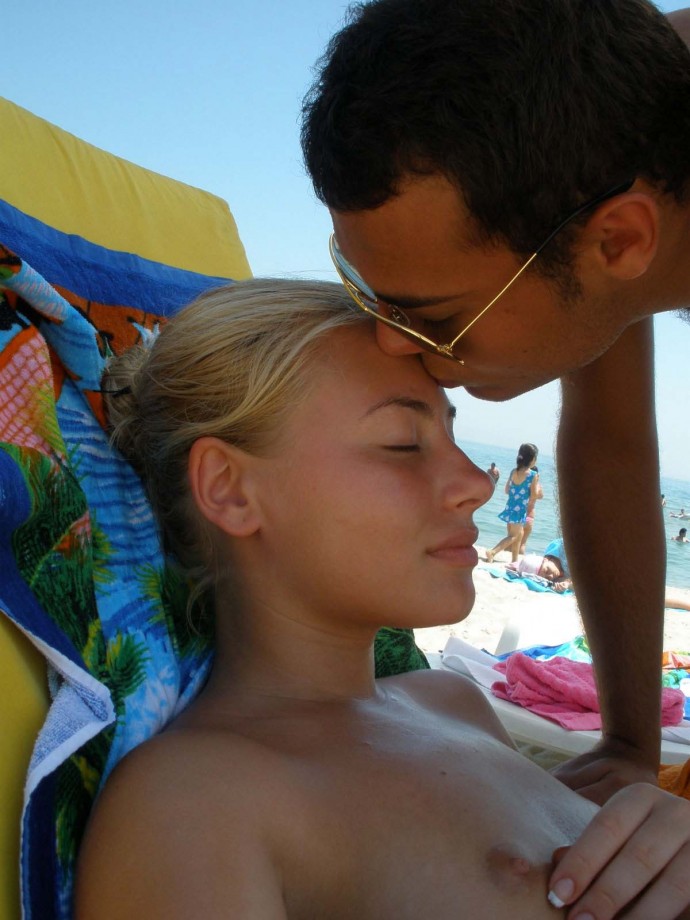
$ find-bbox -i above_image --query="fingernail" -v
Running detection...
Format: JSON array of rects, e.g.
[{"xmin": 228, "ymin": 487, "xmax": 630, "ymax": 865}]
[{"xmin": 547, "ymin": 877, "xmax": 574, "ymax": 908}]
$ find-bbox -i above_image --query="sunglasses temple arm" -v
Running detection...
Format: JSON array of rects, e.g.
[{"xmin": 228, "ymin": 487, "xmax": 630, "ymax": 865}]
[{"xmin": 447, "ymin": 251, "xmax": 539, "ymax": 350}]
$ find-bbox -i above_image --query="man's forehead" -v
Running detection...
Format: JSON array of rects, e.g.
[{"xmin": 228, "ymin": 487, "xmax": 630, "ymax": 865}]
[
  {"xmin": 331, "ymin": 179, "xmax": 515, "ymax": 310},
  {"xmin": 331, "ymin": 174, "xmax": 472, "ymax": 263}
]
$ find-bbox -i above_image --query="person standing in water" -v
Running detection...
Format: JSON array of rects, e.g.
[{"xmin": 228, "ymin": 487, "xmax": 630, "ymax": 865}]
[
  {"xmin": 519, "ymin": 455, "xmax": 544, "ymax": 556},
  {"xmin": 486, "ymin": 443, "xmax": 540, "ymax": 563}
]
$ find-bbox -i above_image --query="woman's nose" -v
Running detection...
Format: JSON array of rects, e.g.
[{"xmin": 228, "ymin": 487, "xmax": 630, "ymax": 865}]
[{"xmin": 445, "ymin": 452, "xmax": 494, "ymax": 511}]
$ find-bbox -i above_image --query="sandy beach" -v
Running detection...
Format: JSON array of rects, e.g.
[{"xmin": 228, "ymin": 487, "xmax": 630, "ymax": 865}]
[{"xmin": 414, "ymin": 549, "xmax": 690, "ymax": 658}]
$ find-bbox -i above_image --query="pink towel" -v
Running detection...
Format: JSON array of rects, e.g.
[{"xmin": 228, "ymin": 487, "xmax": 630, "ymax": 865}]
[{"xmin": 492, "ymin": 654, "xmax": 685, "ymax": 731}]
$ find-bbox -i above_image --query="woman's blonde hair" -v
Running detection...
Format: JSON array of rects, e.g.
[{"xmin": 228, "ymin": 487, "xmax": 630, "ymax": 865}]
[{"xmin": 103, "ymin": 278, "xmax": 366, "ymax": 594}]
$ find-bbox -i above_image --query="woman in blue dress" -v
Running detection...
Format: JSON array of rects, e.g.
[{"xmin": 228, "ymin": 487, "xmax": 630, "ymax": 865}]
[{"xmin": 486, "ymin": 443, "xmax": 540, "ymax": 563}]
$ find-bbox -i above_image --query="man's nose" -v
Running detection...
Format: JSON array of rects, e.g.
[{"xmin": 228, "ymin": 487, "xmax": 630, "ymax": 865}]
[{"xmin": 375, "ymin": 321, "xmax": 425, "ymax": 356}]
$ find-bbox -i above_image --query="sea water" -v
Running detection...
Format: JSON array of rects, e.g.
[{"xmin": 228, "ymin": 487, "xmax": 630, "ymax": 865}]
[{"xmin": 463, "ymin": 439, "xmax": 690, "ymax": 591}]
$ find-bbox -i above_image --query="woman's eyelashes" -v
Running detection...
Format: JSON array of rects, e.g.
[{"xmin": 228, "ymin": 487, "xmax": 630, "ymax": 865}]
[{"xmin": 384, "ymin": 443, "xmax": 421, "ymax": 453}]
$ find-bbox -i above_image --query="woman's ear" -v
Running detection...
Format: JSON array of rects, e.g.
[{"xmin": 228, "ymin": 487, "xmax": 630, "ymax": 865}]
[
  {"xmin": 188, "ymin": 437, "xmax": 261, "ymax": 537},
  {"xmin": 583, "ymin": 191, "xmax": 659, "ymax": 281}
]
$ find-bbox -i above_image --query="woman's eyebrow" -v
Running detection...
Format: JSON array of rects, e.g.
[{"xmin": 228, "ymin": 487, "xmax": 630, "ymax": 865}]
[
  {"xmin": 362, "ymin": 396, "xmax": 433, "ymax": 419},
  {"xmin": 362, "ymin": 396, "xmax": 456, "ymax": 421}
]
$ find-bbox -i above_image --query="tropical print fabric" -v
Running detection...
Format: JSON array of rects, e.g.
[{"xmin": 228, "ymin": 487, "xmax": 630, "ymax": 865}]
[
  {"xmin": 0, "ymin": 201, "xmax": 232, "ymax": 919},
  {"xmin": 375, "ymin": 626, "xmax": 430, "ymax": 677}
]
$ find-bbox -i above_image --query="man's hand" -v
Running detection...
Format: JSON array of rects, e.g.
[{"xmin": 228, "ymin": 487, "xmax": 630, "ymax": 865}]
[
  {"xmin": 551, "ymin": 738, "xmax": 659, "ymax": 805},
  {"xmin": 548, "ymin": 783, "xmax": 690, "ymax": 919}
]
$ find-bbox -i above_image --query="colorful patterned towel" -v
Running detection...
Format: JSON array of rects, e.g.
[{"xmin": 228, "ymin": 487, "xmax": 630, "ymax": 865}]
[
  {"xmin": 0, "ymin": 206, "xmax": 235, "ymax": 918},
  {"xmin": 492, "ymin": 653, "xmax": 686, "ymax": 731},
  {"xmin": 481, "ymin": 562, "xmax": 574, "ymax": 594}
]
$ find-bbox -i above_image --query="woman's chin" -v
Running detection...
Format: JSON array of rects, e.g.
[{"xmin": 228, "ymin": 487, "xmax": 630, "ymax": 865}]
[{"xmin": 418, "ymin": 597, "xmax": 475, "ymax": 629}]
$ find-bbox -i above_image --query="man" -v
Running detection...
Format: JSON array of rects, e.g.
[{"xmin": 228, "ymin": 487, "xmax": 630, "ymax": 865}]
[
  {"xmin": 301, "ymin": 0, "xmax": 690, "ymax": 804},
  {"xmin": 674, "ymin": 528, "xmax": 690, "ymax": 543},
  {"xmin": 486, "ymin": 461, "xmax": 500, "ymax": 483}
]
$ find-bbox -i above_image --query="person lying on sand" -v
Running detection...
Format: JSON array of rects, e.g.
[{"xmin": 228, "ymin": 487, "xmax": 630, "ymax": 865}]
[
  {"xmin": 508, "ymin": 552, "xmax": 573, "ymax": 594},
  {"xmin": 76, "ymin": 280, "xmax": 690, "ymax": 920}
]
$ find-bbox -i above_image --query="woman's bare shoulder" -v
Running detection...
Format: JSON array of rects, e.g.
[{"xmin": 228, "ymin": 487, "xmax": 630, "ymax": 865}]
[
  {"xmin": 75, "ymin": 727, "xmax": 286, "ymax": 919},
  {"xmin": 95, "ymin": 722, "xmax": 279, "ymax": 807}
]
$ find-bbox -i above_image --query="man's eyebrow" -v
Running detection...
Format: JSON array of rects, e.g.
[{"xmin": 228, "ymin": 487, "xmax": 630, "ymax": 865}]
[{"xmin": 362, "ymin": 396, "xmax": 456, "ymax": 421}]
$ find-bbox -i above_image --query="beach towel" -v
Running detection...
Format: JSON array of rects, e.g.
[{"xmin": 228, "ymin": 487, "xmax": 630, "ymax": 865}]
[
  {"xmin": 659, "ymin": 759, "xmax": 690, "ymax": 799},
  {"xmin": 0, "ymin": 95, "xmax": 258, "ymax": 920},
  {"xmin": 481, "ymin": 562, "xmax": 574, "ymax": 595},
  {"xmin": 662, "ymin": 651, "xmax": 690, "ymax": 719},
  {"xmin": 492, "ymin": 654, "xmax": 685, "ymax": 730},
  {"xmin": 496, "ymin": 635, "xmax": 592, "ymax": 665},
  {"xmin": 0, "ymin": 234, "xmax": 234, "ymax": 918}
]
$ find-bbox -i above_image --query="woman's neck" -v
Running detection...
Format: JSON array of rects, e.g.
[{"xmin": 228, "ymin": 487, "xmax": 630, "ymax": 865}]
[{"xmin": 204, "ymin": 585, "xmax": 380, "ymax": 705}]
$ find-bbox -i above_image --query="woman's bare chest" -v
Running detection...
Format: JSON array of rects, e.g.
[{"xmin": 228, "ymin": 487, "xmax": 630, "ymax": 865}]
[{"xmin": 278, "ymin": 724, "xmax": 595, "ymax": 919}]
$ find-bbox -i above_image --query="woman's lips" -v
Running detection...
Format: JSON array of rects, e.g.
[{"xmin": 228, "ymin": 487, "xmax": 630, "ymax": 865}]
[{"xmin": 427, "ymin": 532, "xmax": 479, "ymax": 566}]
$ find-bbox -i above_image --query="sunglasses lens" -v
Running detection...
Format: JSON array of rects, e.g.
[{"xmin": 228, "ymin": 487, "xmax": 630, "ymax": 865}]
[{"xmin": 330, "ymin": 234, "xmax": 462, "ymax": 361}]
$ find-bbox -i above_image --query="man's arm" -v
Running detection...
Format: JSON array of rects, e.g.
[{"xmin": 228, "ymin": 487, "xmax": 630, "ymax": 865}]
[{"xmin": 553, "ymin": 318, "xmax": 664, "ymax": 803}]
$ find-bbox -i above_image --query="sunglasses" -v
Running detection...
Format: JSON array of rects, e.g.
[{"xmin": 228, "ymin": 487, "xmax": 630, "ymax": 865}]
[{"xmin": 330, "ymin": 179, "xmax": 634, "ymax": 366}]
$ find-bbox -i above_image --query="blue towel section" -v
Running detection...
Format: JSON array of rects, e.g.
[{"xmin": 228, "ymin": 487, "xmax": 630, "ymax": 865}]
[
  {"xmin": 0, "ymin": 198, "xmax": 230, "ymax": 312},
  {"xmin": 497, "ymin": 636, "xmax": 592, "ymax": 663},
  {"xmin": 481, "ymin": 563, "xmax": 574, "ymax": 594},
  {"xmin": 1, "ymin": 202, "xmax": 226, "ymax": 919}
]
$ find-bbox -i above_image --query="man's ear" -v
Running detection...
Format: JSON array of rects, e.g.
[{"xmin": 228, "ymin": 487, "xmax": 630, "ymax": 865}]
[
  {"xmin": 188, "ymin": 437, "xmax": 261, "ymax": 538},
  {"xmin": 582, "ymin": 191, "xmax": 659, "ymax": 281}
]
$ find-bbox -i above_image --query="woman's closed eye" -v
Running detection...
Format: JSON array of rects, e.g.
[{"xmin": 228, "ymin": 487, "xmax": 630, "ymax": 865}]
[{"xmin": 384, "ymin": 444, "xmax": 421, "ymax": 453}]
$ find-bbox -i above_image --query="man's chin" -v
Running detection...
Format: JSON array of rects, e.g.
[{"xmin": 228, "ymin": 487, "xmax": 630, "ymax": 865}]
[
  {"xmin": 430, "ymin": 365, "xmax": 557, "ymax": 401},
  {"xmin": 441, "ymin": 378, "xmax": 538, "ymax": 401}
]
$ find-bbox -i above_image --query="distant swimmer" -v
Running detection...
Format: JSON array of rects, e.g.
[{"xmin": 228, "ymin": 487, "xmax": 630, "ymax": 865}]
[
  {"xmin": 672, "ymin": 528, "xmax": 690, "ymax": 543},
  {"xmin": 486, "ymin": 462, "xmax": 500, "ymax": 483},
  {"xmin": 670, "ymin": 508, "xmax": 690, "ymax": 520}
]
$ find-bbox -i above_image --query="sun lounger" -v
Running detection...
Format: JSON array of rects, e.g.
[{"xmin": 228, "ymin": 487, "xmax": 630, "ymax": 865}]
[{"xmin": 434, "ymin": 634, "xmax": 690, "ymax": 766}]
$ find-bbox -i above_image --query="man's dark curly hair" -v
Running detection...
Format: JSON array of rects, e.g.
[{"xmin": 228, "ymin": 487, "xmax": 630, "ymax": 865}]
[{"xmin": 302, "ymin": 0, "xmax": 690, "ymax": 265}]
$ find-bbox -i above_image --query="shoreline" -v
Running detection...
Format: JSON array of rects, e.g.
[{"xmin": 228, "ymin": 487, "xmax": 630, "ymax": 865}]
[{"xmin": 414, "ymin": 550, "xmax": 690, "ymax": 658}]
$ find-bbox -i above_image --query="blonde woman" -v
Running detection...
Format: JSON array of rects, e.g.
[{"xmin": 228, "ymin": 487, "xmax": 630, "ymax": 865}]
[{"xmin": 76, "ymin": 280, "xmax": 690, "ymax": 920}]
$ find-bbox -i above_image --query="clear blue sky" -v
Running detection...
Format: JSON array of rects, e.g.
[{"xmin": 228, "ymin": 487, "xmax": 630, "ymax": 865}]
[{"xmin": 5, "ymin": 0, "xmax": 689, "ymax": 477}]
